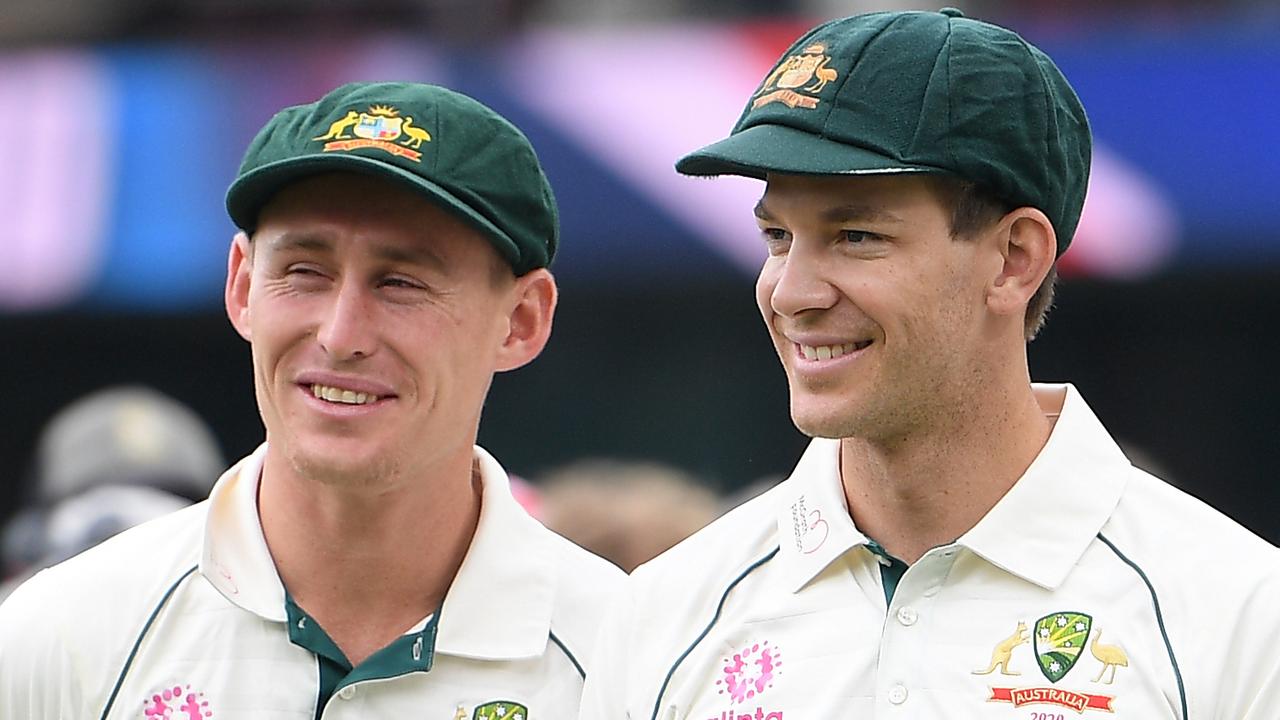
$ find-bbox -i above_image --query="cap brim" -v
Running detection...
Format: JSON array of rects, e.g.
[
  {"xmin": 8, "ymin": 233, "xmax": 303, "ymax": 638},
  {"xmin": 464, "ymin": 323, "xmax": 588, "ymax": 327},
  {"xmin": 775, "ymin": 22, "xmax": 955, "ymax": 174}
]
[
  {"xmin": 676, "ymin": 123, "xmax": 947, "ymax": 179},
  {"xmin": 225, "ymin": 154, "xmax": 520, "ymax": 266}
]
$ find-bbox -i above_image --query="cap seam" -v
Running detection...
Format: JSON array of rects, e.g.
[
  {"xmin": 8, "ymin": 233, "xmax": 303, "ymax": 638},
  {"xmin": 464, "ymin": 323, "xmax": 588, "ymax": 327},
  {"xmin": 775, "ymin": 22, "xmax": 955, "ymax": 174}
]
[
  {"xmin": 941, "ymin": 19, "xmax": 956, "ymax": 175},
  {"xmin": 1015, "ymin": 37, "xmax": 1060, "ymax": 238},
  {"xmin": 822, "ymin": 14, "xmax": 902, "ymax": 149}
]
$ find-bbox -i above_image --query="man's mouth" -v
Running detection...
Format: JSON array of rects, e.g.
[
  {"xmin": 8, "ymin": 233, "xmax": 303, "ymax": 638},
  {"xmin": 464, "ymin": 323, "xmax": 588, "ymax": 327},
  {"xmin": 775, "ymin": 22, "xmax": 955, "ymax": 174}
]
[
  {"xmin": 797, "ymin": 340, "xmax": 873, "ymax": 361},
  {"xmin": 310, "ymin": 383, "xmax": 380, "ymax": 405}
]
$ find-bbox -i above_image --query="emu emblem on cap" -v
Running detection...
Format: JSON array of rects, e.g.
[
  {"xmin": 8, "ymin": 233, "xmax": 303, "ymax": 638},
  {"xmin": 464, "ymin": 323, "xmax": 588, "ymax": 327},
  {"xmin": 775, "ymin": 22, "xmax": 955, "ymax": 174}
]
[
  {"xmin": 753, "ymin": 43, "xmax": 838, "ymax": 110},
  {"xmin": 313, "ymin": 104, "xmax": 431, "ymax": 162}
]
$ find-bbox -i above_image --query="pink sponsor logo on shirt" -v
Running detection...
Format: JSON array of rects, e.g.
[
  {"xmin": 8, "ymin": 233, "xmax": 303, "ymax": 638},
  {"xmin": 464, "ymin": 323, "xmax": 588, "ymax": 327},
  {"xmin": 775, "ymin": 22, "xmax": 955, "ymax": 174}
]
[{"xmin": 142, "ymin": 684, "xmax": 212, "ymax": 719}]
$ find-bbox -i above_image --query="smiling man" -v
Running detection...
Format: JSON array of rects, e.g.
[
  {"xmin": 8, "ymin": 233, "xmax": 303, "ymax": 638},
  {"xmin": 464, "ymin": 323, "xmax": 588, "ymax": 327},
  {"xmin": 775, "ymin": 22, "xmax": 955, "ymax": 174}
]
[
  {"xmin": 580, "ymin": 10, "xmax": 1280, "ymax": 720},
  {"xmin": 0, "ymin": 82, "xmax": 622, "ymax": 719}
]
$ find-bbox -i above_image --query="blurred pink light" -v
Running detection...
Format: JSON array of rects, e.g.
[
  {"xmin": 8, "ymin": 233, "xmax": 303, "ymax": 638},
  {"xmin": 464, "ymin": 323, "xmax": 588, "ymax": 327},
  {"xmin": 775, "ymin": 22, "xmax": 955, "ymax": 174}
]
[
  {"xmin": 1064, "ymin": 144, "xmax": 1180, "ymax": 278},
  {"xmin": 506, "ymin": 26, "xmax": 774, "ymax": 273},
  {"xmin": 0, "ymin": 51, "xmax": 114, "ymax": 310}
]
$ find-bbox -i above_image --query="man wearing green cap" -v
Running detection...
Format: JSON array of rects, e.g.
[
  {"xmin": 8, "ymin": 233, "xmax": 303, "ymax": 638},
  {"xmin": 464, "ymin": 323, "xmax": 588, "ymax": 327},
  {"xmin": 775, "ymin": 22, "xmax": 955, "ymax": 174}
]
[
  {"xmin": 580, "ymin": 10, "xmax": 1280, "ymax": 720},
  {"xmin": 0, "ymin": 82, "xmax": 622, "ymax": 719}
]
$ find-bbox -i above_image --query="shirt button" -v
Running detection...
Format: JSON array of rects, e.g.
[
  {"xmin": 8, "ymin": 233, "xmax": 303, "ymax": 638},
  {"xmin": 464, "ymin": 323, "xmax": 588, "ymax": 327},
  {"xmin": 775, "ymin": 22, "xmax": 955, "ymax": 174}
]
[
  {"xmin": 338, "ymin": 686, "xmax": 357, "ymax": 700},
  {"xmin": 888, "ymin": 684, "xmax": 908, "ymax": 705},
  {"xmin": 896, "ymin": 606, "xmax": 918, "ymax": 626}
]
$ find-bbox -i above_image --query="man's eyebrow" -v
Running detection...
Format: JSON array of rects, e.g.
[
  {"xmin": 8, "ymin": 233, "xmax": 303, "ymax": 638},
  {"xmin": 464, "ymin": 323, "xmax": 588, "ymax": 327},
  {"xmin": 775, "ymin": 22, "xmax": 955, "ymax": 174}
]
[
  {"xmin": 265, "ymin": 232, "xmax": 447, "ymax": 271},
  {"xmin": 267, "ymin": 233, "xmax": 333, "ymax": 253},
  {"xmin": 753, "ymin": 199, "xmax": 905, "ymax": 224},
  {"xmin": 370, "ymin": 242, "xmax": 447, "ymax": 271},
  {"xmin": 819, "ymin": 204, "xmax": 904, "ymax": 224}
]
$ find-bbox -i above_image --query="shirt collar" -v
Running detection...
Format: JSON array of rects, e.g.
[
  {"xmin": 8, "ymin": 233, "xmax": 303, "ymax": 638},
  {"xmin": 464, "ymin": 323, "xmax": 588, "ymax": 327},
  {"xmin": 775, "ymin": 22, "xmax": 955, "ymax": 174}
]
[
  {"xmin": 772, "ymin": 384, "xmax": 1131, "ymax": 593},
  {"xmin": 201, "ymin": 444, "xmax": 556, "ymax": 661},
  {"xmin": 201, "ymin": 444, "xmax": 285, "ymax": 621},
  {"xmin": 774, "ymin": 437, "xmax": 869, "ymax": 593},
  {"xmin": 433, "ymin": 446, "xmax": 555, "ymax": 661},
  {"xmin": 958, "ymin": 383, "xmax": 1130, "ymax": 590}
]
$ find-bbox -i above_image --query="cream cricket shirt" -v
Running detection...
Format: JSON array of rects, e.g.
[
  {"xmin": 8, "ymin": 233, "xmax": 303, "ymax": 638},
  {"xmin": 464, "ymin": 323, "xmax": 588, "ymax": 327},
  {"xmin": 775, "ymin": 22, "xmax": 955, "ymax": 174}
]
[
  {"xmin": 0, "ymin": 445, "xmax": 623, "ymax": 719},
  {"xmin": 580, "ymin": 384, "xmax": 1280, "ymax": 720}
]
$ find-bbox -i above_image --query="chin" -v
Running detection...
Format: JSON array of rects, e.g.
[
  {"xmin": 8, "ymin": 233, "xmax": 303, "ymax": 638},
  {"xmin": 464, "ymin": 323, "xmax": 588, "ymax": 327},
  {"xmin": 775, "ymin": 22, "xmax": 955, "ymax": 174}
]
[
  {"xmin": 287, "ymin": 441, "xmax": 400, "ymax": 489},
  {"xmin": 789, "ymin": 402, "xmax": 859, "ymax": 439}
]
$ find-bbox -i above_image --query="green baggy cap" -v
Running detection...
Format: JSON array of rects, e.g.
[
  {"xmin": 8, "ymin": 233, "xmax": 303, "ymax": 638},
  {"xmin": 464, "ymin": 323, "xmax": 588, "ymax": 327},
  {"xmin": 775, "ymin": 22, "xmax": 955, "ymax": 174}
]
[
  {"xmin": 227, "ymin": 82, "xmax": 558, "ymax": 275},
  {"xmin": 676, "ymin": 8, "xmax": 1091, "ymax": 254}
]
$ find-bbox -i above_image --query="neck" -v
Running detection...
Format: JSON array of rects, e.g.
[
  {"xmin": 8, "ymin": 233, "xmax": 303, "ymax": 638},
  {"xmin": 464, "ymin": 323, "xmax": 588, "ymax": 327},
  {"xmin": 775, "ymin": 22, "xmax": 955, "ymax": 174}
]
[
  {"xmin": 840, "ymin": 378, "xmax": 1053, "ymax": 564},
  {"xmin": 257, "ymin": 446, "xmax": 481, "ymax": 665}
]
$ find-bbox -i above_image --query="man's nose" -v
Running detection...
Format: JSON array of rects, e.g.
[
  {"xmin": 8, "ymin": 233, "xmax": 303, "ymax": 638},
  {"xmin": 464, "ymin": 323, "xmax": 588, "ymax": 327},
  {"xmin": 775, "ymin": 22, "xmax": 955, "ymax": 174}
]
[
  {"xmin": 316, "ymin": 279, "xmax": 376, "ymax": 360},
  {"xmin": 769, "ymin": 243, "xmax": 839, "ymax": 318}
]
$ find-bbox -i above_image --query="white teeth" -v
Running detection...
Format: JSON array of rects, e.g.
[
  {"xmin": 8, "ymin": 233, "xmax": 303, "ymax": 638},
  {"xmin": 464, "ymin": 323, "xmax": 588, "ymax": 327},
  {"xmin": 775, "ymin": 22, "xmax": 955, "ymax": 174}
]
[
  {"xmin": 799, "ymin": 342, "xmax": 863, "ymax": 361},
  {"xmin": 311, "ymin": 384, "xmax": 379, "ymax": 405}
]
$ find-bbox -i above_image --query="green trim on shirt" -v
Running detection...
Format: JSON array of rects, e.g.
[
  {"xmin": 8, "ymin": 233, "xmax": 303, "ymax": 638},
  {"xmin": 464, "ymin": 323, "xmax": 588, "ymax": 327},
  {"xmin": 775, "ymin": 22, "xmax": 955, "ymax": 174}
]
[
  {"xmin": 864, "ymin": 539, "xmax": 909, "ymax": 606},
  {"xmin": 285, "ymin": 594, "xmax": 438, "ymax": 720}
]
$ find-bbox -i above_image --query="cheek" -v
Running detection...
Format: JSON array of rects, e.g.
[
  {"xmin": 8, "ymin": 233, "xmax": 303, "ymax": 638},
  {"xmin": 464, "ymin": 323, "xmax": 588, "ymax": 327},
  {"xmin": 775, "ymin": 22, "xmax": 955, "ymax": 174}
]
[{"xmin": 249, "ymin": 299, "xmax": 307, "ymax": 355}]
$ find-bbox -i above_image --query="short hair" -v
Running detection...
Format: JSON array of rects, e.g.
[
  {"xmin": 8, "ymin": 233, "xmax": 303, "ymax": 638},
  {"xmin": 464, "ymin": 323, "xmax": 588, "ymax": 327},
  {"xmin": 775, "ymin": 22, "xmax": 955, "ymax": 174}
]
[{"xmin": 936, "ymin": 178, "xmax": 1057, "ymax": 341}]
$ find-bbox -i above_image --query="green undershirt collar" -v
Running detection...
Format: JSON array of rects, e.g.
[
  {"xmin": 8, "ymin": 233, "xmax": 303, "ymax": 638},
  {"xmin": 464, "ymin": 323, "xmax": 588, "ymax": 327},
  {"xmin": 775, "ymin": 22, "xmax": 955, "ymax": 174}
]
[
  {"xmin": 285, "ymin": 593, "xmax": 439, "ymax": 720},
  {"xmin": 864, "ymin": 539, "xmax": 910, "ymax": 606}
]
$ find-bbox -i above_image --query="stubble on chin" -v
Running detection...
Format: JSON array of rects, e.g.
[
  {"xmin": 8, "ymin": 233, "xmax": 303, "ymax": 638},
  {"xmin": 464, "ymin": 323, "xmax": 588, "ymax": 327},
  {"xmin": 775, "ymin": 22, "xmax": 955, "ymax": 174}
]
[
  {"xmin": 791, "ymin": 405, "xmax": 870, "ymax": 440},
  {"xmin": 287, "ymin": 446, "xmax": 402, "ymax": 492}
]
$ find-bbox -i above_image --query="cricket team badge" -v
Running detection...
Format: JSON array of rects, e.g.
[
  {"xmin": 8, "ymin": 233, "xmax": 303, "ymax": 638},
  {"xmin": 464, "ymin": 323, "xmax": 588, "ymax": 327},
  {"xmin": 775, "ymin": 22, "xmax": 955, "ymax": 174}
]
[
  {"xmin": 472, "ymin": 700, "xmax": 528, "ymax": 720},
  {"xmin": 313, "ymin": 104, "xmax": 431, "ymax": 162},
  {"xmin": 975, "ymin": 612, "xmax": 1126, "ymax": 713},
  {"xmin": 1034, "ymin": 612, "xmax": 1092, "ymax": 682},
  {"xmin": 752, "ymin": 43, "xmax": 839, "ymax": 111}
]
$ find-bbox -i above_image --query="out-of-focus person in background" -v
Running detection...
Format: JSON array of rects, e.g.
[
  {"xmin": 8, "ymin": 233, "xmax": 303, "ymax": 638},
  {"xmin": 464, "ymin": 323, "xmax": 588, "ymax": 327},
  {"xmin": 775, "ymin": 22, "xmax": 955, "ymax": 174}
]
[
  {"xmin": 539, "ymin": 459, "xmax": 720, "ymax": 572},
  {"xmin": 0, "ymin": 81, "xmax": 621, "ymax": 719},
  {"xmin": 580, "ymin": 9, "xmax": 1280, "ymax": 719},
  {"xmin": 0, "ymin": 385, "xmax": 223, "ymax": 600}
]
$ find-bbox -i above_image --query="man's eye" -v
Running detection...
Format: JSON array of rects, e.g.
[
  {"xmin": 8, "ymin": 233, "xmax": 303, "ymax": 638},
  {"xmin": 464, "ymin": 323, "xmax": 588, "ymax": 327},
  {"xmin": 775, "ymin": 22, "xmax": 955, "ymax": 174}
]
[
  {"xmin": 841, "ymin": 230, "xmax": 874, "ymax": 244},
  {"xmin": 761, "ymin": 228, "xmax": 789, "ymax": 242}
]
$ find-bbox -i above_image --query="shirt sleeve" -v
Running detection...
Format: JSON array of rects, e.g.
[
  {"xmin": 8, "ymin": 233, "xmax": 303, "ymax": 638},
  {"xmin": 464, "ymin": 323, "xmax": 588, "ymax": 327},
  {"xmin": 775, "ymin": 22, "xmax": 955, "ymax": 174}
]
[{"xmin": 0, "ymin": 571, "xmax": 82, "ymax": 718}]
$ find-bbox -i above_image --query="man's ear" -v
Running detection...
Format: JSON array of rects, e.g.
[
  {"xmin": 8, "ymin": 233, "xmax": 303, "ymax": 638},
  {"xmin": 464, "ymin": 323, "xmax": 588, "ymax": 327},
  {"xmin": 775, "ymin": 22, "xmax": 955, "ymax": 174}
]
[
  {"xmin": 986, "ymin": 207, "xmax": 1056, "ymax": 320},
  {"xmin": 495, "ymin": 268, "xmax": 557, "ymax": 372},
  {"xmin": 225, "ymin": 232, "xmax": 253, "ymax": 342}
]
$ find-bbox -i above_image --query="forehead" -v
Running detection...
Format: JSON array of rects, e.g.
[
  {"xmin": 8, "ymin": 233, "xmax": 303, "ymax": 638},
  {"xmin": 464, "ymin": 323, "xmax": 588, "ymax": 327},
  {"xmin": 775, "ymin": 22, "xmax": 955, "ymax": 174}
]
[
  {"xmin": 254, "ymin": 172, "xmax": 499, "ymax": 263},
  {"xmin": 757, "ymin": 173, "xmax": 953, "ymax": 220}
]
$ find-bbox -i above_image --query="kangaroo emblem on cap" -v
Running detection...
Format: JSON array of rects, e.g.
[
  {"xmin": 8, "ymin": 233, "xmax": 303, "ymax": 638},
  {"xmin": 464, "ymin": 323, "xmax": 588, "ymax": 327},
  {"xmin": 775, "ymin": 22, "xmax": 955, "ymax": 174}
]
[
  {"xmin": 314, "ymin": 104, "xmax": 429, "ymax": 162},
  {"xmin": 753, "ymin": 43, "xmax": 838, "ymax": 110}
]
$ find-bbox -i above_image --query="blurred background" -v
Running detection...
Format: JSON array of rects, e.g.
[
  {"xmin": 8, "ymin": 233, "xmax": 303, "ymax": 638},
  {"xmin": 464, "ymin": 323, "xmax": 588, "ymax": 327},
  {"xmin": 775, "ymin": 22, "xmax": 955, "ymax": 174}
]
[{"xmin": 3, "ymin": 0, "xmax": 1279, "ymax": 574}]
